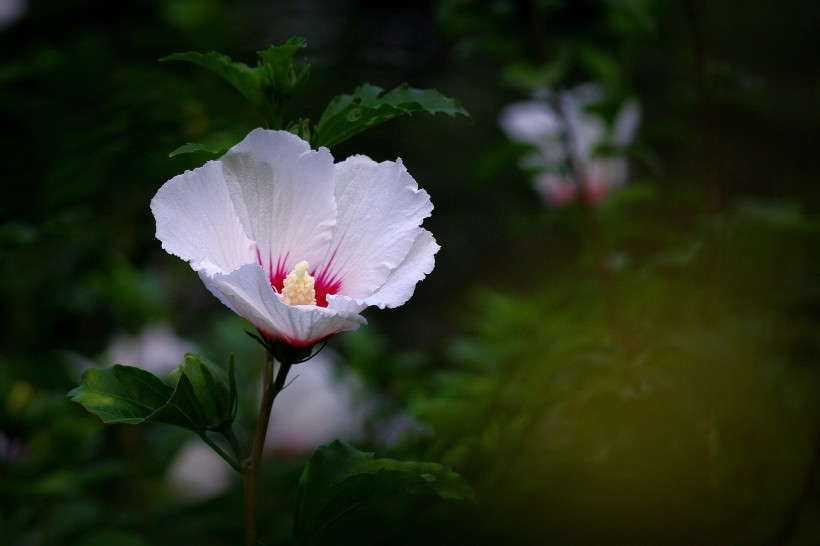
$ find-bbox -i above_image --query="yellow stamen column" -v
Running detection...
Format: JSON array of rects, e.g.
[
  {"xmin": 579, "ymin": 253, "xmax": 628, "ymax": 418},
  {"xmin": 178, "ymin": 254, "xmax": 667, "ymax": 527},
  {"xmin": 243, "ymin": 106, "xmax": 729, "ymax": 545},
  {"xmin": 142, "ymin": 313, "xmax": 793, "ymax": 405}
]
[{"xmin": 280, "ymin": 261, "xmax": 317, "ymax": 306}]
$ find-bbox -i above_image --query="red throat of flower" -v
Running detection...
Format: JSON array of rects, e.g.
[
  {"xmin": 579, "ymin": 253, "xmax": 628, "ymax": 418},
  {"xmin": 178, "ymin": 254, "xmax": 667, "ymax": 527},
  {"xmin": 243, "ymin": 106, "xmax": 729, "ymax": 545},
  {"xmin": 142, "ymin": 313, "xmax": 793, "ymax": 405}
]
[
  {"xmin": 312, "ymin": 269, "xmax": 342, "ymax": 307},
  {"xmin": 261, "ymin": 251, "xmax": 342, "ymax": 307}
]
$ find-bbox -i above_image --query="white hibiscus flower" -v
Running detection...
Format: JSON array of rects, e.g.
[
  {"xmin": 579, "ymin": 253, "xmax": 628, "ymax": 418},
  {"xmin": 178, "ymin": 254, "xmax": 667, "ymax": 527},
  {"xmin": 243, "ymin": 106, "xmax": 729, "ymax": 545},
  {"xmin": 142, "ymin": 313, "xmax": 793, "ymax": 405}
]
[{"xmin": 151, "ymin": 129, "xmax": 438, "ymax": 348}]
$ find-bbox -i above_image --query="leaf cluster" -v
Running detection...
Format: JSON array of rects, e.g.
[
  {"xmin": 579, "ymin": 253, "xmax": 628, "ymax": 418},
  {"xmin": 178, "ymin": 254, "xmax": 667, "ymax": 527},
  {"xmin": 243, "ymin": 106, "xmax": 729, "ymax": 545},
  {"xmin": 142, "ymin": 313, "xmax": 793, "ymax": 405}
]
[
  {"xmin": 162, "ymin": 37, "xmax": 468, "ymax": 156},
  {"xmin": 67, "ymin": 354, "xmax": 240, "ymax": 470},
  {"xmin": 293, "ymin": 440, "xmax": 475, "ymax": 545},
  {"xmin": 397, "ymin": 199, "xmax": 820, "ymax": 545}
]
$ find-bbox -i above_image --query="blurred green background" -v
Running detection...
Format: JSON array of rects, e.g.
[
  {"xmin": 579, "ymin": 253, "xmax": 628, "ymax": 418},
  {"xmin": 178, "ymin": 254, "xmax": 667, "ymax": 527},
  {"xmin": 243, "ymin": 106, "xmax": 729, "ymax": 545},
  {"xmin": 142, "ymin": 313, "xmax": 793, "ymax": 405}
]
[{"xmin": 1, "ymin": 0, "xmax": 818, "ymax": 544}]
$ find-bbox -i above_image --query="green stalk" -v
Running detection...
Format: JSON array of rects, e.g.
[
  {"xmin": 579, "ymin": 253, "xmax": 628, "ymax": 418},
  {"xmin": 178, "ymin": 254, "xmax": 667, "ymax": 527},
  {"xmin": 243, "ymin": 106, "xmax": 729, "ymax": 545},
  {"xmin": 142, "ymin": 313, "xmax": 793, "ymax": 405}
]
[
  {"xmin": 199, "ymin": 432, "xmax": 241, "ymax": 472},
  {"xmin": 242, "ymin": 350, "xmax": 293, "ymax": 546}
]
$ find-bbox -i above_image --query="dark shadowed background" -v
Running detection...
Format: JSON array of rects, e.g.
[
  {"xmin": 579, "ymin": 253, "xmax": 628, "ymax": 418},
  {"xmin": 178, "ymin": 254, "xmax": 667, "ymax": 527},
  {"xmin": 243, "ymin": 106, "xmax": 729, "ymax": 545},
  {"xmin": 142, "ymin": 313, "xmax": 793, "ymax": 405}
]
[{"xmin": 1, "ymin": 1, "xmax": 818, "ymax": 544}]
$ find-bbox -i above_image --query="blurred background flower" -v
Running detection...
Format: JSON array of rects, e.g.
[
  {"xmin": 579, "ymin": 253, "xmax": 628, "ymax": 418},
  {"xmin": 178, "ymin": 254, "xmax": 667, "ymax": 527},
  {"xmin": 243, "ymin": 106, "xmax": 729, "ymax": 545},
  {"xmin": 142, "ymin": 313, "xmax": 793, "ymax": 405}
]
[
  {"xmin": 499, "ymin": 83, "xmax": 640, "ymax": 207},
  {"xmin": 265, "ymin": 351, "xmax": 367, "ymax": 456},
  {"xmin": 104, "ymin": 323, "xmax": 198, "ymax": 377},
  {"xmin": 167, "ymin": 440, "xmax": 234, "ymax": 502},
  {"xmin": 0, "ymin": 0, "xmax": 26, "ymax": 31}
]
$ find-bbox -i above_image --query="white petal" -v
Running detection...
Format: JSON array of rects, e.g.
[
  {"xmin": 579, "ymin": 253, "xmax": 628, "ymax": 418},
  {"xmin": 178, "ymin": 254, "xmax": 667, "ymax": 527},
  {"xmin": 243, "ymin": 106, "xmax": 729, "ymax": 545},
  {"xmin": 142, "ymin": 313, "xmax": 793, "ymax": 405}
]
[
  {"xmin": 559, "ymin": 91, "xmax": 605, "ymax": 165},
  {"xmin": 328, "ymin": 228, "xmax": 439, "ymax": 310},
  {"xmin": 613, "ymin": 100, "xmax": 641, "ymax": 147},
  {"xmin": 324, "ymin": 293, "xmax": 367, "ymax": 318},
  {"xmin": 319, "ymin": 156, "xmax": 433, "ymax": 299},
  {"xmin": 219, "ymin": 129, "xmax": 337, "ymax": 277},
  {"xmin": 499, "ymin": 100, "xmax": 562, "ymax": 144},
  {"xmin": 202, "ymin": 263, "xmax": 366, "ymax": 347},
  {"xmin": 151, "ymin": 161, "xmax": 255, "ymax": 275},
  {"xmin": 362, "ymin": 228, "xmax": 439, "ymax": 308}
]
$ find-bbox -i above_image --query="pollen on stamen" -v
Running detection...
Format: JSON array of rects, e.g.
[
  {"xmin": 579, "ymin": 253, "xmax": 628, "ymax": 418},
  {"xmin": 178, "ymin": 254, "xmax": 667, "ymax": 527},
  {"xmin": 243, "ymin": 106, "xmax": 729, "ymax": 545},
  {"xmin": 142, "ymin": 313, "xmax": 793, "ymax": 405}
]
[{"xmin": 280, "ymin": 261, "xmax": 317, "ymax": 306}]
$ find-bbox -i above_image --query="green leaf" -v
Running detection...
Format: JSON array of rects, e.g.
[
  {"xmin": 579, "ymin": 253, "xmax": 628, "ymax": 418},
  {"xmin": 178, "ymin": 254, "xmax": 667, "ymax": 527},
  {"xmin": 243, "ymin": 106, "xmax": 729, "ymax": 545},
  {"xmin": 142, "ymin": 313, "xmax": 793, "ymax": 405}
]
[
  {"xmin": 67, "ymin": 365, "xmax": 200, "ymax": 431},
  {"xmin": 162, "ymin": 38, "xmax": 310, "ymax": 128},
  {"xmin": 168, "ymin": 142, "xmax": 228, "ymax": 158},
  {"xmin": 312, "ymin": 83, "xmax": 469, "ymax": 149},
  {"xmin": 67, "ymin": 356, "xmax": 237, "ymax": 434},
  {"xmin": 160, "ymin": 50, "xmax": 267, "ymax": 113},
  {"xmin": 293, "ymin": 440, "xmax": 475, "ymax": 544}
]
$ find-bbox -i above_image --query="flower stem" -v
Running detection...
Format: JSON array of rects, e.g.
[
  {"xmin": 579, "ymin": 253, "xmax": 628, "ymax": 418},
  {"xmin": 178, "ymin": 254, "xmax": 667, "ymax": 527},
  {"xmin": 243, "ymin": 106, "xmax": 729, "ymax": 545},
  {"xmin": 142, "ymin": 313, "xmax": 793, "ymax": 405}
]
[
  {"xmin": 224, "ymin": 426, "xmax": 245, "ymax": 467},
  {"xmin": 242, "ymin": 349, "xmax": 293, "ymax": 546},
  {"xmin": 200, "ymin": 432, "xmax": 241, "ymax": 472}
]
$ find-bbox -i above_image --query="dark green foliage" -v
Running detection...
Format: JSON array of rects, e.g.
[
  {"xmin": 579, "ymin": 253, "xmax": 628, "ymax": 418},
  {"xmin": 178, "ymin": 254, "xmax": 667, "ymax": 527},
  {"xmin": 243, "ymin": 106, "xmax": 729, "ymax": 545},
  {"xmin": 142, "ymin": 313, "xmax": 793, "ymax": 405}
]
[
  {"xmin": 161, "ymin": 50, "xmax": 269, "ymax": 113},
  {"xmin": 311, "ymin": 83, "xmax": 469, "ymax": 149},
  {"xmin": 293, "ymin": 440, "xmax": 475, "ymax": 544},
  {"xmin": 2, "ymin": 0, "xmax": 818, "ymax": 545},
  {"xmin": 401, "ymin": 198, "xmax": 820, "ymax": 545},
  {"xmin": 162, "ymin": 38, "xmax": 310, "ymax": 130},
  {"xmin": 68, "ymin": 365, "xmax": 179, "ymax": 426},
  {"xmin": 68, "ymin": 354, "xmax": 236, "ymax": 436},
  {"xmin": 162, "ymin": 40, "xmax": 468, "ymax": 153}
]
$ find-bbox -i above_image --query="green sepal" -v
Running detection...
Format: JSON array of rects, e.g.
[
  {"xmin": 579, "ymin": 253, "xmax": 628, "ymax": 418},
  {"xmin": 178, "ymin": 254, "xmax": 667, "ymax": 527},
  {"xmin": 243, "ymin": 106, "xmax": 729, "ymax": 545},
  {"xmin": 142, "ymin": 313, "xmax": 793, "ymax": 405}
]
[
  {"xmin": 312, "ymin": 83, "xmax": 469, "ymax": 149},
  {"xmin": 169, "ymin": 354, "xmax": 237, "ymax": 432},
  {"xmin": 244, "ymin": 330, "xmax": 325, "ymax": 365},
  {"xmin": 293, "ymin": 440, "xmax": 476, "ymax": 544},
  {"xmin": 287, "ymin": 118, "xmax": 312, "ymax": 143}
]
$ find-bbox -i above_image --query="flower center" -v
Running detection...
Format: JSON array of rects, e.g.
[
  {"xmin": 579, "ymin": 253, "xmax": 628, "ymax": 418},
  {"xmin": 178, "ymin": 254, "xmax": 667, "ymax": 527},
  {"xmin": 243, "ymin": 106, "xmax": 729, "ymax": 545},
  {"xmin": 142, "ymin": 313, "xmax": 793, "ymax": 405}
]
[{"xmin": 280, "ymin": 261, "xmax": 316, "ymax": 306}]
